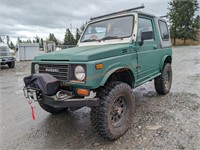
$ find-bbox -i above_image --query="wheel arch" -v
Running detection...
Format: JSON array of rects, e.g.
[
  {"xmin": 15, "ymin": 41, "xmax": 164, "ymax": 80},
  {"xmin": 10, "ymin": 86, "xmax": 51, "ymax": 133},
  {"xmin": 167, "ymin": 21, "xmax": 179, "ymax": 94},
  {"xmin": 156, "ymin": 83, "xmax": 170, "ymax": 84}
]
[
  {"xmin": 160, "ymin": 55, "xmax": 172, "ymax": 70},
  {"xmin": 100, "ymin": 67, "xmax": 135, "ymax": 88}
]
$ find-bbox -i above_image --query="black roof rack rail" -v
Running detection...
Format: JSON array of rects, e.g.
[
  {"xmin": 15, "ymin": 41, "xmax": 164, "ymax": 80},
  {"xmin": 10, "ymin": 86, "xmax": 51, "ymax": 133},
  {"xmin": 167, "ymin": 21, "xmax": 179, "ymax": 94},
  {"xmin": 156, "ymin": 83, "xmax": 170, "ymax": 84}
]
[
  {"xmin": 90, "ymin": 4, "xmax": 145, "ymax": 21},
  {"xmin": 160, "ymin": 15, "xmax": 167, "ymax": 18}
]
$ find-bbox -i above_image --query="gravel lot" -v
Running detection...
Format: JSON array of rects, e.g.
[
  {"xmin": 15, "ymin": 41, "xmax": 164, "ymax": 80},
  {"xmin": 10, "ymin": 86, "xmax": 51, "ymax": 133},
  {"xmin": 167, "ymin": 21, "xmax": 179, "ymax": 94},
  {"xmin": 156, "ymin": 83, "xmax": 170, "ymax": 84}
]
[{"xmin": 0, "ymin": 45, "xmax": 200, "ymax": 149}]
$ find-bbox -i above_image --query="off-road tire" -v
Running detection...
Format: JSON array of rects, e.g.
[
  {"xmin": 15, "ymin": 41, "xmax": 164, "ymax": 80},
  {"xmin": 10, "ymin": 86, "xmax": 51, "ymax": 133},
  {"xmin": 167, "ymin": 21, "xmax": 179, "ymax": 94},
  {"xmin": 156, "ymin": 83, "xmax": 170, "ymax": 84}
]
[
  {"xmin": 154, "ymin": 63, "xmax": 172, "ymax": 95},
  {"xmin": 91, "ymin": 81, "xmax": 135, "ymax": 140},
  {"xmin": 39, "ymin": 102, "xmax": 66, "ymax": 115},
  {"xmin": 8, "ymin": 61, "xmax": 15, "ymax": 68}
]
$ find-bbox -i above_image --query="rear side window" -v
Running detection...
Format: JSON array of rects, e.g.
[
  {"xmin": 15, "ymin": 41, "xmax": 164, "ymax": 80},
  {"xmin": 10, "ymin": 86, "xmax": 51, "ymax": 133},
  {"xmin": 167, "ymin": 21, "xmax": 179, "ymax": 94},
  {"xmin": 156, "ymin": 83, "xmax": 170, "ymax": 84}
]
[{"xmin": 159, "ymin": 21, "xmax": 169, "ymax": 40}]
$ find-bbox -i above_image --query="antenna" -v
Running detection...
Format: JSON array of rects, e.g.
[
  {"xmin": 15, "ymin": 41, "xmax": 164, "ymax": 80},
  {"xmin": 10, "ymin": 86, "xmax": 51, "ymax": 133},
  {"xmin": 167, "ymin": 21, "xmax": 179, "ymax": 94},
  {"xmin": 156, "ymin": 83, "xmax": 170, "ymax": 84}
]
[{"xmin": 91, "ymin": 4, "xmax": 145, "ymax": 21}]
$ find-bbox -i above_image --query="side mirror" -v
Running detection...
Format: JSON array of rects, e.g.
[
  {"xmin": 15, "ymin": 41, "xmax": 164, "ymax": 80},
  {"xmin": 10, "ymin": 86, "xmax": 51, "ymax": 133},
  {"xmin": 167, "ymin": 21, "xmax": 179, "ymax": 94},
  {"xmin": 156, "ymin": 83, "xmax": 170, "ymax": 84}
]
[{"xmin": 139, "ymin": 31, "xmax": 153, "ymax": 46}]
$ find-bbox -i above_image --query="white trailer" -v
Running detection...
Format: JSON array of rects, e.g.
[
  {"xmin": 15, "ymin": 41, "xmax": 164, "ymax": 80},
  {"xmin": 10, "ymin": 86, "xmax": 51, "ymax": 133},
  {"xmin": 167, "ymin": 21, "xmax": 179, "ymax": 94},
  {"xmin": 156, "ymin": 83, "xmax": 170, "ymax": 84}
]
[{"xmin": 17, "ymin": 43, "xmax": 39, "ymax": 61}]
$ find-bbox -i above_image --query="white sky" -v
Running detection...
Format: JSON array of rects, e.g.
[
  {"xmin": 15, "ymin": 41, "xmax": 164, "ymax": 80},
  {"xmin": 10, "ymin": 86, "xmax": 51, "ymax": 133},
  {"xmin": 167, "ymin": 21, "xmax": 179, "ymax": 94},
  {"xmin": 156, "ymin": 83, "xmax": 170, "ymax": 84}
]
[{"xmin": 0, "ymin": 0, "xmax": 200, "ymax": 44}]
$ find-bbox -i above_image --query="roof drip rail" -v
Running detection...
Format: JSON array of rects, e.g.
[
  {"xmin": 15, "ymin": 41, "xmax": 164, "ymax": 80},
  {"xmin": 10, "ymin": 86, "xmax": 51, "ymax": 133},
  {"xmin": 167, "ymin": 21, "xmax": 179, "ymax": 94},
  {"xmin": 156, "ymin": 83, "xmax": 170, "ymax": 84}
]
[{"xmin": 90, "ymin": 4, "xmax": 145, "ymax": 21}]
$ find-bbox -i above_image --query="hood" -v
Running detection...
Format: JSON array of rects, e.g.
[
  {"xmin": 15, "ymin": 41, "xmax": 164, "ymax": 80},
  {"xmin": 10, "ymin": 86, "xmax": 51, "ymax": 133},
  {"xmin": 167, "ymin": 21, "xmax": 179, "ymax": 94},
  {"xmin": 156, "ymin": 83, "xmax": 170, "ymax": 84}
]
[{"xmin": 34, "ymin": 43, "xmax": 131, "ymax": 62}]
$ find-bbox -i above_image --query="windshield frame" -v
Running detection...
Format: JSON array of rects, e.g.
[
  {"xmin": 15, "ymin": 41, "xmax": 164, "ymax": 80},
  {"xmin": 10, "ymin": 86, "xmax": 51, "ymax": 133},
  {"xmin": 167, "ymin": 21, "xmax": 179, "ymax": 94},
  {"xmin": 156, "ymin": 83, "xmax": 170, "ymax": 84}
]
[{"xmin": 80, "ymin": 14, "xmax": 135, "ymax": 43}]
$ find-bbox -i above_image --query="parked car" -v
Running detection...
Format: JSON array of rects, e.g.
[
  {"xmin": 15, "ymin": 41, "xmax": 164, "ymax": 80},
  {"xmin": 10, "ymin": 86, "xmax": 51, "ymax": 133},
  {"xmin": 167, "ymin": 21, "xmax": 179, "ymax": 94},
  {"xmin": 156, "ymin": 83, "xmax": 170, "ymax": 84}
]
[
  {"xmin": 24, "ymin": 5, "xmax": 172, "ymax": 140},
  {"xmin": 0, "ymin": 42, "xmax": 15, "ymax": 68}
]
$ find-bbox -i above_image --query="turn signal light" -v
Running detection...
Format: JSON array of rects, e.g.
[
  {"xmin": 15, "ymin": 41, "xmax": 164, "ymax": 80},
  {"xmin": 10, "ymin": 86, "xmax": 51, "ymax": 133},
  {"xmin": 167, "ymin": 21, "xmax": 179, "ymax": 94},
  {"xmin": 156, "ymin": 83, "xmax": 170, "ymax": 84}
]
[
  {"xmin": 96, "ymin": 64, "xmax": 103, "ymax": 69},
  {"xmin": 77, "ymin": 89, "xmax": 90, "ymax": 96}
]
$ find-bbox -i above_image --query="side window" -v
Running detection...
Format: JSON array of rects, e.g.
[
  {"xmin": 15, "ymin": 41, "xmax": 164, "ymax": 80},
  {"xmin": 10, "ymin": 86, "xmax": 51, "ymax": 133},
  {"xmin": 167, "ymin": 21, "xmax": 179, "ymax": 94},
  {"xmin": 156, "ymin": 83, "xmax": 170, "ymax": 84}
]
[
  {"xmin": 158, "ymin": 21, "xmax": 169, "ymax": 40},
  {"xmin": 138, "ymin": 17, "xmax": 154, "ymax": 41}
]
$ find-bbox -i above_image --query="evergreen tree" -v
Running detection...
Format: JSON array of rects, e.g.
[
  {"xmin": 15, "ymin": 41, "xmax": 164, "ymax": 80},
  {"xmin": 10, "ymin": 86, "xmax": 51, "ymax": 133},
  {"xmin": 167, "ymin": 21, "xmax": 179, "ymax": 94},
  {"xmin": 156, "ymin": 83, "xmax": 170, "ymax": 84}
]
[
  {"xmin": 63, "ymin": 28, "xmax": 75, "ymax": 45},
  {"xmin": 194, "ymin": 15, "xmax": 200, "ymax": 42},
  {"xmin": 167, "ymin": 0, "xmax": 199, "ymax": 45},
  {"xmin": 40, "ymin": 38, "xmax": 44, "ymax": 48},
  {"xmin": 34, "ymin": 36, "xmax": 40, "ymax": 43},
  {"xmin": 9, "ymin": 41, "xmax": 15, "ymax": 49},
  {"xmin": 6, "ymin": 35, "xmax": 10, "ymax": 47},
  {"xmin": 80, "ymin": 21, "xmax": 87, "ymax": 32},
  {"xmin": 17, "ymin": 37, "xmax": 22, "ymax": 43},
  {"xmin": 48, "ymin": 33, "xmax": 58, "ymax": 45},
  {"xmin": 75, "ymin": 28, "xmax": 81, "ymax": 44},
  {"xmin": 194, "ymin": 15, "xmax": 200, "ymax": 29}
]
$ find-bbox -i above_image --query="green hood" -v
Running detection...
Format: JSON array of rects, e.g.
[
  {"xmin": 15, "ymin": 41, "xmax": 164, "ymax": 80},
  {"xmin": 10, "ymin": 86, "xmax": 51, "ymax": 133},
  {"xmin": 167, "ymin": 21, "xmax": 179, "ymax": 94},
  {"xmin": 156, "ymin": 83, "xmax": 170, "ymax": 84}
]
[{"xmin": 34, "ymin": 43, "xmax": 131, "ymax": 62}]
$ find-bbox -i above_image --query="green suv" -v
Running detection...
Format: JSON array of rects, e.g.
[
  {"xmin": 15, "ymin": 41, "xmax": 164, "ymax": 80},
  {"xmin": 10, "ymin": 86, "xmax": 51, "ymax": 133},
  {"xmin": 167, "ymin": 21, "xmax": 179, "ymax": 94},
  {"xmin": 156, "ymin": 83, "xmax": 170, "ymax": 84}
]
[{"xmin": 24, "ymin": 6, "xmax": 172, "ymax": 140}]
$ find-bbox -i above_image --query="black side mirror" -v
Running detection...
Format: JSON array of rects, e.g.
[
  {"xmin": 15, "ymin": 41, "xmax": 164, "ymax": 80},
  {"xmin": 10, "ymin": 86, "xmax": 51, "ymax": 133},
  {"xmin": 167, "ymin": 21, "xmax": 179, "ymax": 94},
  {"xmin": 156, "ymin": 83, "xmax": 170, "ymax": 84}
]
[{"xmin": 139, "ymin": 31, "xmax": 153, "ymax": 46}]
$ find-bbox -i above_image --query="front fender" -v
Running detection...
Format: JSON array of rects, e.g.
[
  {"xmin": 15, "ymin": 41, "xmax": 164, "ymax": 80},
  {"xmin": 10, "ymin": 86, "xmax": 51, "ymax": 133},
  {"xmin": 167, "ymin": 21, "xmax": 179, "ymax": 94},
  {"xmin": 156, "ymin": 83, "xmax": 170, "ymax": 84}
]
[{"xmin": 99, "ymin": 67, "xmax": 127, "ymax": 86}]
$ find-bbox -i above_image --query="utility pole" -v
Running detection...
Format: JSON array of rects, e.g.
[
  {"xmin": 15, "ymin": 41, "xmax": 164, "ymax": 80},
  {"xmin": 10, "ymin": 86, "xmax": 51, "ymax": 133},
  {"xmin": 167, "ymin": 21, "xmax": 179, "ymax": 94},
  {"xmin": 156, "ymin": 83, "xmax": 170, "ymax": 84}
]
[{"xmin": 70, "ymin": 23, "xmax": 73, "ymax": 32}]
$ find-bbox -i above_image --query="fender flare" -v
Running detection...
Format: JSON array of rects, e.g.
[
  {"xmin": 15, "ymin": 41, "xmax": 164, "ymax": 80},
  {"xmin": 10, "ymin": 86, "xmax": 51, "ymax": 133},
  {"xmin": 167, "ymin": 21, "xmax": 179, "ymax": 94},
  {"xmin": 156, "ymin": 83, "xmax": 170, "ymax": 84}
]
[
  {"xmin": 160, "ymin": 55, "xmax": 172, "ymax": 71},
  {"xmin": 99, "ymin": 67, "xmax": 135, "ymax": 87}
]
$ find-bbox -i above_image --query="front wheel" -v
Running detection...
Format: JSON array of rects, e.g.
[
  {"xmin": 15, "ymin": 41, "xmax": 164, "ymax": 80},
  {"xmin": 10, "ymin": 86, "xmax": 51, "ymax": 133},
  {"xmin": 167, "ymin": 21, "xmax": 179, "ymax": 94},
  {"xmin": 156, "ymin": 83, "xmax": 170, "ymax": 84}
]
[
  {"xmin": 154, "ymin": 63, "xmax": 172, "ymax": 95},
  {"xmin": 91, "ymin": 81, "xmax": 135, "ymax": 140},
  {"xmin": 8, "ymin": 61, "xmax": 15, "ymax": 68}
]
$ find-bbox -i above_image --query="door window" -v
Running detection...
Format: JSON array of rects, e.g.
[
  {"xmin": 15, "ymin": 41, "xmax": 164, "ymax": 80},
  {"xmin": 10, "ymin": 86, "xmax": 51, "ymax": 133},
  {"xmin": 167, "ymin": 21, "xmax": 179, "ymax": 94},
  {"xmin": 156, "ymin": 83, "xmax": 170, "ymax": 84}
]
[{"xmin": 138, "ymin": 17, "xmax": 154, "ymax": 41}]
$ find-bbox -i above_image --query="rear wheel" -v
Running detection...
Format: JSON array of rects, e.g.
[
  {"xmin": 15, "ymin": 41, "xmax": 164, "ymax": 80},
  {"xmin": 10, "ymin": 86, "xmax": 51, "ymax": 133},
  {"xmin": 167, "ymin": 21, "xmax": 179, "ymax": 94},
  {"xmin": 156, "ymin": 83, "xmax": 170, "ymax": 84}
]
[
  {"xmin": 38, "ymin": 102, "xmax": 66, "ymax": 115},
  {"xmin": 8, "ymin": 61, "xmax": 15, "ymax": 68},
  {"xmin": 154, "ymin": 63, "xmax": 172, "ymax": 95},
  {"xmin": 91, "ymin": 81, "xmax": 135, "ymax": 140}
]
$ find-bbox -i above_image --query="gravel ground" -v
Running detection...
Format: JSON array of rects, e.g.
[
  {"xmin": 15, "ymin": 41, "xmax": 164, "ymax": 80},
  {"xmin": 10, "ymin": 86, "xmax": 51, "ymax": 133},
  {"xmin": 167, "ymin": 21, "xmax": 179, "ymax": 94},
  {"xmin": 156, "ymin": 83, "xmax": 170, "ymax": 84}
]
[{"xmin": 0, "ymin": 45, "xmax": 200, "ymax": 149}]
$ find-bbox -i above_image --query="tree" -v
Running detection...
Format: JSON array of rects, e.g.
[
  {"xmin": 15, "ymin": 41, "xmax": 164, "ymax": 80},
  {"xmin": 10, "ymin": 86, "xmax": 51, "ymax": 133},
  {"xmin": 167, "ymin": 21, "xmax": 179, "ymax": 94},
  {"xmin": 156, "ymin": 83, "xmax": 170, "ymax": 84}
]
[
  {"xmin": 28, "ymin": 39, "xmax": 32, "ymax": 43},
  {"xmin": 167, "ymin": 0, "xmax": 199, "ymax": 45},
  {"xmin": 6, "ymin": 35, "xmax": 10, "ymax": 47},
  {"xmin": 63, "ymin": 28, "xmax": 75, "ymax": 45},
  {"xmin": 194, "ymin": 15, "xmax": 200, "ymax": 43},
  {"xmin": 40, "ymin": 38, "xmax": 44, "ymax": 48},
  {"xmin": 194, "ymin": 15, "xmax": 200, "ymax": 29},
  {"xmin": 80, "ymin": 21, "xmax": 87, "ymax": 32},
  {"xmin": 34, "ymin": 36, "xmax": 40, "ymax": 43},
  {"xmin": 9, "ymin": 41, "xmax": 15, "ymax": 49},
  {"xmin": 17, "ymin": 37, "xmax": 22, "ymax": 44},
  {"xmin": 48, "ymin": 33, "xmax": 58, "ymax": 45},
  {"xmin": 75, "ymin": 28, "xmax": 81, "ymax": 44}
]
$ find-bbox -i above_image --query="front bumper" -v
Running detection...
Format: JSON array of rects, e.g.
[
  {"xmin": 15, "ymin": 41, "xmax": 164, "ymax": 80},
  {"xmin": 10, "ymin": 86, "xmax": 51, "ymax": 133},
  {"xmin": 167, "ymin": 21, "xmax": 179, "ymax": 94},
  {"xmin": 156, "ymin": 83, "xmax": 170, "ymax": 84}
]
[
  {"xmin": 0, "ymin": 57, "xmax": 15, "ymax": 65},
  {"xmin": 42, "ymin": 95, "xmax": 99, "ymax": 108},
  {"xmin": 23, "ymin": 87, "xmax": 99, "ymax": 108}
]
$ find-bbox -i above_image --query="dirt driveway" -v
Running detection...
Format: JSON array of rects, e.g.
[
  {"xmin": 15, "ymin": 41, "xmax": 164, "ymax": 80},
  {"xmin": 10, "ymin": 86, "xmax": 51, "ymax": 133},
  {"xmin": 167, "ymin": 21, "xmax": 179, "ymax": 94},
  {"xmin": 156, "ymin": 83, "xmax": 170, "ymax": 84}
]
[{"xmin": 0, "ymin": 45, "xmax": 200, "ymax": 149}]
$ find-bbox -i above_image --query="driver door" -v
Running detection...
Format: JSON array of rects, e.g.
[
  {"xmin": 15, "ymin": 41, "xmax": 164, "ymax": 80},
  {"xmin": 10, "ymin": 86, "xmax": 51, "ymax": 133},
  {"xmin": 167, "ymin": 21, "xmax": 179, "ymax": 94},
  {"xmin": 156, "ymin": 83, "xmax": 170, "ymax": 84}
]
[{"xmin": 136, "ymin": 16, "xmax": 159, "ymax": 81}]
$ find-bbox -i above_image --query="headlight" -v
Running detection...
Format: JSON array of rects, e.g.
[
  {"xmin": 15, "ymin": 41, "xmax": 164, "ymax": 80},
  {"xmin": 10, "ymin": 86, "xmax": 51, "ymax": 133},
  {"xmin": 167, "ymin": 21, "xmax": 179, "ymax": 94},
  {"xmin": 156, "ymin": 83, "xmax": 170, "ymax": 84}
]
[
  {"xmin": 74, "ymin": 65, "xmax": 85, "ymax": 81},
  {"xmin": 34, "ymin": 64, "xmax": 39, "ymax": 74}
]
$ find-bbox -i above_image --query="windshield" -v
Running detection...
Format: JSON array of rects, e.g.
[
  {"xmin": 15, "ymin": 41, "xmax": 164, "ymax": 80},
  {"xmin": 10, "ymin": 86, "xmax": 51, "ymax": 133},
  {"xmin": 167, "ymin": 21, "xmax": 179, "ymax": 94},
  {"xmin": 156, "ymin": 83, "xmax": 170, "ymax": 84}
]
[{"xmin": 81, "ymin": 15, "xmax": 134, "ymax": 42}]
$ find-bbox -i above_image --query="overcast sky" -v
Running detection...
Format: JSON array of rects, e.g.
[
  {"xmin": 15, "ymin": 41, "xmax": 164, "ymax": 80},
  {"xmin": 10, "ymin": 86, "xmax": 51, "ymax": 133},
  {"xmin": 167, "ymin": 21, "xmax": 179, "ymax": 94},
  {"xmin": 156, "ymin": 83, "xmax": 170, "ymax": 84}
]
[{"xmin": 0, "ymin": 0, "xmax": 200, "ymax": 44}]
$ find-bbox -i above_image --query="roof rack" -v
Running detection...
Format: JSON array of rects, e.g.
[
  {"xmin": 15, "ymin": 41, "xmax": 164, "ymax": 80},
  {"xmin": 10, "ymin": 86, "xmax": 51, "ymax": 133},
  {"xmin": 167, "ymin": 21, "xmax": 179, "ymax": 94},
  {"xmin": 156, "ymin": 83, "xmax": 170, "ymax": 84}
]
[
  {"xmin": 160, "ymin": 15, "xmax": 167, "ymax": 18},
  {"xmin": 90, "ymin": 4, "xmax": 145, "ymax": 21}
]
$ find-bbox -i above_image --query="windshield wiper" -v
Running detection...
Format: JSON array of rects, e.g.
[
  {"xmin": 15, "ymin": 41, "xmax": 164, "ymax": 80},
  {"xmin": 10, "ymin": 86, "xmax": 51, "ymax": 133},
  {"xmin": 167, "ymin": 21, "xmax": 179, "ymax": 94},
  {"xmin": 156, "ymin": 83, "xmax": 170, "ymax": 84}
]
[
  {"xmin": 100, "ymin": 36, "xmax": 123, "ymax": 41},
  {"xmin": 82, "ymin": 39, "xmax": 98, "ymax": 42}
]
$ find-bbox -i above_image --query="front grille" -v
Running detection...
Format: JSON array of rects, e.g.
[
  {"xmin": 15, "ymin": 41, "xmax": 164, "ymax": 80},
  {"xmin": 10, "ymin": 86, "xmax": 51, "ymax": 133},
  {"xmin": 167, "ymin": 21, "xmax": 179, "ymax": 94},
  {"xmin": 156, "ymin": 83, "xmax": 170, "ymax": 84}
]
[
  {"xmin": 0, "ymin": 47, "xmax": 7, "ymax": 51},
  {"xmin": 0, "ymin": 52, "xmax": 8, "ymax": 56},
  {"xmin": 39, "ymin": 64, "xmax": 69, "ymax": 81}
]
